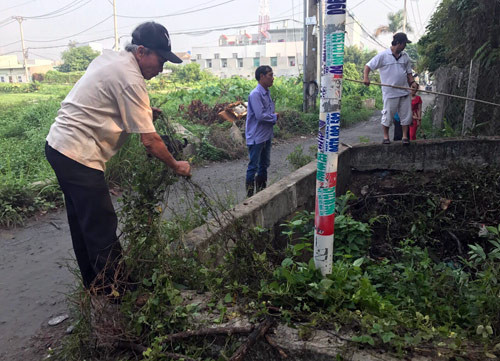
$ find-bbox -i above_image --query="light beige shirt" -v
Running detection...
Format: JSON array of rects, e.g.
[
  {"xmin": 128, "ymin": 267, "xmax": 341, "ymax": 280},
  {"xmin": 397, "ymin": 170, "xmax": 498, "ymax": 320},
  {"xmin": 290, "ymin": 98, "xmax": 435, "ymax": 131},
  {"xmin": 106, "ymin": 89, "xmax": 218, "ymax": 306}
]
[{"xmin": 46, "ymin": 50, "xmax": 155, "ymax": 171}]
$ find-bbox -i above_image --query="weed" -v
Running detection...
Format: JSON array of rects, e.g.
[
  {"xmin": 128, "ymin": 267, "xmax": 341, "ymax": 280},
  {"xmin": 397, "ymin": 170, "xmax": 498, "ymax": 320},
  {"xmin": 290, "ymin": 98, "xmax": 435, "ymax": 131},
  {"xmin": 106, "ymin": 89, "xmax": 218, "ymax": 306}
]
[{"xmin": 286, "ymin": 145, "xmax": 314, "ymax": 170}]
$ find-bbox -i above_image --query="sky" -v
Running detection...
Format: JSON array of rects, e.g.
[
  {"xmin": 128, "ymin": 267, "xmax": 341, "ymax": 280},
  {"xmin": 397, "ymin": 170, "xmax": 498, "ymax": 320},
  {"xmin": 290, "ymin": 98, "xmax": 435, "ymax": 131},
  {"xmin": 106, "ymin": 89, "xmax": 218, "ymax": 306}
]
[{"xmin": 0, "ymin": 0, "xmax": 442, "ymax": 62}]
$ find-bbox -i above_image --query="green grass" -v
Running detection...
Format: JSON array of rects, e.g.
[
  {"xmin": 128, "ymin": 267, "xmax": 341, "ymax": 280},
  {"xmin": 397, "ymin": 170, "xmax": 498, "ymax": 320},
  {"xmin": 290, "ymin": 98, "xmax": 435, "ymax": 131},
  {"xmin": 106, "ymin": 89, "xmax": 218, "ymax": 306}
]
[{"xmin": 0, "ymin": 93, "xmax": 54, "ymax": 108}]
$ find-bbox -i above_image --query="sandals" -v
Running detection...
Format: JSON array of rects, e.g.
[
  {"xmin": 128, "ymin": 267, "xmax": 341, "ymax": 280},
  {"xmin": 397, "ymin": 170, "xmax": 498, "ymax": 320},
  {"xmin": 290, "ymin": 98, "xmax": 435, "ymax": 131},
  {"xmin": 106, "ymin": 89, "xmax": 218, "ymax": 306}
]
[
  {"xmin": 382, "ymin": 139, "xmax": 390, "ymax": 144},
  {"xmin": 402, "ymin": 138, "xmax": 410, "ymax": 146}
]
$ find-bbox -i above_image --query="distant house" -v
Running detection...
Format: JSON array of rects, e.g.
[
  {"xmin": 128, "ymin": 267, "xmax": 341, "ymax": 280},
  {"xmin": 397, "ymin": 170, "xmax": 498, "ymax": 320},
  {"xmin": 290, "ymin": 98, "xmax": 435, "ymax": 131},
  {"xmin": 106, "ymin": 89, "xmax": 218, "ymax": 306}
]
[
  {"xmin": 174, "ymin": 52, "xmax": 192, "ymax": 64},
  {"xmin": 191, "ymin": 15, "xmax": 369, "ymax": 79},
  {"xmin": 192, "ymin": 28, "xmax": 304, "ymax": 79},
  {"xmin": 0, "ymin": 55, "xmax": 54, "ymax": 83}
]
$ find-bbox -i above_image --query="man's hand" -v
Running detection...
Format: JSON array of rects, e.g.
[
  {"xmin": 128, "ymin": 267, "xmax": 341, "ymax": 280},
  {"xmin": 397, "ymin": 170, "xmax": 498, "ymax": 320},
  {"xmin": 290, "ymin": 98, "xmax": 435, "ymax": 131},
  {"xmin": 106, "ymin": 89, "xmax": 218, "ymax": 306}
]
[
  {"xmin": 363, "ymin": 78, "xmax": 370, "ymax": 86},
  {"xmin": 174, "ymin": 161, "xmax": 191, "ymax": 177},
  {"xmin": 152, "ymin": 107, "xmax": 162, "ymax": 121}
]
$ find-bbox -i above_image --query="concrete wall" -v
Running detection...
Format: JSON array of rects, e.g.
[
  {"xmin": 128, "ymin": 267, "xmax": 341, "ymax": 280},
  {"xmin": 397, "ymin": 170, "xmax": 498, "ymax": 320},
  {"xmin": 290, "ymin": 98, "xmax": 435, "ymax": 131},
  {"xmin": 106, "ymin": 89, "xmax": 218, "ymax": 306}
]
[{"xmin": 184, "ymin": 138, "xmax": 500, "ymax": 251}]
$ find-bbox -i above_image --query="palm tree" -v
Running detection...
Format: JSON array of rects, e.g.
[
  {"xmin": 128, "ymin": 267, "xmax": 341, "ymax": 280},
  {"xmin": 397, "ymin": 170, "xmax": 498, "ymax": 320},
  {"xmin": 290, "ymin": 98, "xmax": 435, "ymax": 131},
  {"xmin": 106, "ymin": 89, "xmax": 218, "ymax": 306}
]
[{"xmin": 374, "ymin": 10, "xmax": 413, "ymax": 37}]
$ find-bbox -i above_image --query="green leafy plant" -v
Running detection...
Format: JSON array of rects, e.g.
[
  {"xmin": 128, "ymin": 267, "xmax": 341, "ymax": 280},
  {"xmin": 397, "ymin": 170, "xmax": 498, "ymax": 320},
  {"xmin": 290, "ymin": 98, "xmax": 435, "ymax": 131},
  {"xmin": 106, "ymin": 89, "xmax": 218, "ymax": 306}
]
[{"xmin": 286, "ymin": 145, "xmax": 314, "ymax": 170}]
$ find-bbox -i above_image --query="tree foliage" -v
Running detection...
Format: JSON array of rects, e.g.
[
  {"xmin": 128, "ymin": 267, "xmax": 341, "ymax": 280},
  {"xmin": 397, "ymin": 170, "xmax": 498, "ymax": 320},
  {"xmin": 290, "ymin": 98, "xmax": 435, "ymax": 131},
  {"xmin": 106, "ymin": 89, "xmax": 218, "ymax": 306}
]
[
  {"xmin": 418, "ymin": 0, "xmax": 500, "ymax": 72},
  {"xmin": 374, "ymin": 10, "xmax": 413, "ymax": 37},
  {"xmin": 59, "ymin": 46, "xmax": 100, "ymax": 73},
  {"xmin": 418, "ymin": 0, "xmax": 500, "ymax": 134},
  {"xmin": 164, "ymin": 62, "xmax": 215, "ymax": 83},
  {"xmin": 344, "ymin": 46, "xmax": 377, "ymax": 74}
]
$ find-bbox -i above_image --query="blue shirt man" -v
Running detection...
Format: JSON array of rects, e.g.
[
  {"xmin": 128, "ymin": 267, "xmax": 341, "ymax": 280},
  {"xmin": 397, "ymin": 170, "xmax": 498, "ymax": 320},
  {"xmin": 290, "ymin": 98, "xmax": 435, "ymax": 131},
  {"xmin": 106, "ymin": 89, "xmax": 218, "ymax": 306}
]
[{"xmin": 245, "ymin": 65, "xmax": 278, "ymax": 197}]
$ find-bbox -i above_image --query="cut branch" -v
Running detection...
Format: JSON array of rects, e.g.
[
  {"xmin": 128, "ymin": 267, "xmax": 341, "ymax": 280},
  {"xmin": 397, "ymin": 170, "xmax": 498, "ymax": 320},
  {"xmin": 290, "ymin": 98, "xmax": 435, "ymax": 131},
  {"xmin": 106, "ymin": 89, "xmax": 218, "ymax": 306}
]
[
  {"xmin": 164, "ymin": 325, "xmax": 254, "ymax": 342},
  {"xmin": 229, "ymin": 318, "xmax": 274, "ymax": 361}
]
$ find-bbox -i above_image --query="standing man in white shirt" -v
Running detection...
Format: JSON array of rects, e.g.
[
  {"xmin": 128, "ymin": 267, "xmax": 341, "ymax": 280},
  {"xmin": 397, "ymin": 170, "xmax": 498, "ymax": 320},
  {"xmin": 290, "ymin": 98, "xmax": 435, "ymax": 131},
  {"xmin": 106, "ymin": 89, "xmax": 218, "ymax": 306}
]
[
  {"xmin": 363, "ymin": 33, "xmax": 418, "ymax": 145},
  {"xmin": 45, "ymin": 22, "xmax": 191, "ymax": 300}
]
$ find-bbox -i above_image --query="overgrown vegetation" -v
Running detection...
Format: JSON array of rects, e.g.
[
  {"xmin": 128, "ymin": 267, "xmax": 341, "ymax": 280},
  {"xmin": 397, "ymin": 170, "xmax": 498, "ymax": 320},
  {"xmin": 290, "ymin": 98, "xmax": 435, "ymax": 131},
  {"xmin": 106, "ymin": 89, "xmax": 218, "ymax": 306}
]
[
  {"xmin": 418, "ymin": 0, "xmax": 500, "ymax": 135},
  {"xmin": 1, "ymin": 61, "xmax": 380, "ymax": 226},
  {"xmin": 53, "ymin": 162, "xmax": 500, "ymax": 360}
]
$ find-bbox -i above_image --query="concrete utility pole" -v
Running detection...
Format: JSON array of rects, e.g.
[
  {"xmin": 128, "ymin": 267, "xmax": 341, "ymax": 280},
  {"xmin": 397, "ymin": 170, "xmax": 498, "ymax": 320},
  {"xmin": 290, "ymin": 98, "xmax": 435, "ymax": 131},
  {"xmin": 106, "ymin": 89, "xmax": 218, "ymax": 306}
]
[
  {"xmin": 13, "ymin": 16, "xmax": 30, "ymax": 82},
  {"xmin": 303, "ymin": 0, "xmax": 307, "ymax": 111},
  {"xmin": 315, "ymin": 0, "xmax": 347, "ymax": 276},
  {"xmin": 462, "ymin": 59, "xmax": 480, "ymax": 135},
  {"xmin": 303, "ymin": 0, "xmax": 318, "ymax": 112},
  {"xmin": 403, "ymin": 0, "xmax": 407, "ymax": 33},
  {"xmin": 317, "ymin": 0, "xmax": 323, "ymax": 87},
  {"xmin": 113, "ymin": 0, "xmax": 119, "ymax": 51}
]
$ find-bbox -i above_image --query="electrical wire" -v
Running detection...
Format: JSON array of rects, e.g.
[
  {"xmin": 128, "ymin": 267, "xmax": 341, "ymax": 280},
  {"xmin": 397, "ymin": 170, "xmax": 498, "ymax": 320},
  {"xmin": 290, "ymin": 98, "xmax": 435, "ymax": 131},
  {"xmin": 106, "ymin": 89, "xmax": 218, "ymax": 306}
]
[
  {"xmin": 0, "ymin": 39, "xmax": 20, "ymax": 48},
  {"xmin": 116, "ymin": 0, "xmax": 237, "ymax": 19},
  {"xmin": 347, "ymin": 10, "xmax": 386, "ymax": 49},
  {"xmin": 350, "ymin": 0, "xmax": 368, "ymax": 11},
  {"xmin": 409, "ymin": 0, "xmax": 419, "ymax": 36},
  {"xmin": 28, "ymin": 51, "xmax": 56, "ymax": 60},
  {"xmin": 169, "ymin": 17, "xmax": 302, "ymax": 36},
  {"xmin": 0, "ymin": 0, "xmax": 37, "ymax": 13},
  {"xmin": 30, "ymin": 0, "xmax": 94, "ymax": 20},
  {"xmin": 422, "ymin": 0, "xmax": 440, "ymax": 28},
  {"xmin": 0, "ymin": 49, "xmax": 22, "ymax": 55},
  {"xmin": 377, "ymin": 0, "xmax": 394, "ymax": 12},
  {"xmin": 415, "ymin": 0, "xmax": 424, "ymax": 35},
  {"xmin": 0, "ymin": 18, "xmax": 16, "ymax": 29},
  {"xmin": 27, "ymin": 35, "xmax": 115, "ymax": 49},
  {"xmin": 25, "ymin": 15, "xmax": 112, "ymax": 42},
  {"xmin": 23, "ymin": 0, "xmax": 90, "ymax": 19}
]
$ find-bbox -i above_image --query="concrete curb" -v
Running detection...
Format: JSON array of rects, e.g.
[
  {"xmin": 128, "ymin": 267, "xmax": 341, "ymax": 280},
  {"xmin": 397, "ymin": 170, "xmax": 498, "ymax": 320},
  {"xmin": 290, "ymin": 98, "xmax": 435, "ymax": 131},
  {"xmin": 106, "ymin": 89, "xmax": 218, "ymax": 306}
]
[{"xmin": 183, "ymin": 137, "xmax": 500, "ymax": 252}]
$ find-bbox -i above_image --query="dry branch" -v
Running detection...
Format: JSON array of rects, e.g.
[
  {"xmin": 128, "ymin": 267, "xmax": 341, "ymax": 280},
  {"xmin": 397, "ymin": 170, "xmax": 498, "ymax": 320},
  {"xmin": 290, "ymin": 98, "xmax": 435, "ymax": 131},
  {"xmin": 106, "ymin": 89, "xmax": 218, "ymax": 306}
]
[
  {"xmin": 164, "ymin": 325, "xmax": 255, "ymax": 342},
  {"xmin": 229, "ymin": 318, "xmax": 274, "ymax": 361},
  {"xmin": 265, "ymin": 334, "xmax": 288, "ymax": 358}
]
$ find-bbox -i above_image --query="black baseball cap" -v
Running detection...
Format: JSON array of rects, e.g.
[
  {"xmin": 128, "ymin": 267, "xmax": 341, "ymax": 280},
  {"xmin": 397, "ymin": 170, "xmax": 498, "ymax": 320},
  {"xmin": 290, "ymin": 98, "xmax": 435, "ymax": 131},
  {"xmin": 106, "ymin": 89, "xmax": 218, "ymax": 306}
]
[
  {"xmin": 131, "ymin": 22, "xmax": 182, "ymax": 63},
  {"xmin": 393, "ymin": 32, "xmax": 412, "ymax": 44}
]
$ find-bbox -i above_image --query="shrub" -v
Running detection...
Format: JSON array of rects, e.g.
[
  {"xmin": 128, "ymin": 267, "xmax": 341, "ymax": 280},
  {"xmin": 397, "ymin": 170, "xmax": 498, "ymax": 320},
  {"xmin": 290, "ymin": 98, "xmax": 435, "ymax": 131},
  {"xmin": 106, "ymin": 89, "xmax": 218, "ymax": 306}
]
[{"xmin": 286, "ymin": 145, "xmax": 314, "ymax": 170}]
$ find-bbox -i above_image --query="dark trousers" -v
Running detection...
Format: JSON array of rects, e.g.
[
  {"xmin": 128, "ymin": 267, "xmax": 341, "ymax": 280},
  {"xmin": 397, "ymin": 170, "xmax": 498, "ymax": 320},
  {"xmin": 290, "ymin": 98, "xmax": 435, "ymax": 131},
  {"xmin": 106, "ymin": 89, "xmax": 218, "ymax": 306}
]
[
  {"xmin": 45, "ymin": 143, "xmax": 121, "ymax": 290},
  {"xmin": 394, "ymin": 120, "xmax": 403, "ymax": 141},
  {"xmin": 246, "ymin": 139, "xmax": 272, "ymax": 183}
]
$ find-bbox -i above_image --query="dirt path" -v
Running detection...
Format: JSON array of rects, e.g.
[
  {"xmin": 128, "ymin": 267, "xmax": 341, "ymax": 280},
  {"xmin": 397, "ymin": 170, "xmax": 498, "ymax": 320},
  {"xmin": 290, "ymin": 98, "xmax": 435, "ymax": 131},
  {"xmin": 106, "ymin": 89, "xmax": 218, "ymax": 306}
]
[{"xmin": 0, "ymin": 95, "xmax": 434, "ymax": 360}]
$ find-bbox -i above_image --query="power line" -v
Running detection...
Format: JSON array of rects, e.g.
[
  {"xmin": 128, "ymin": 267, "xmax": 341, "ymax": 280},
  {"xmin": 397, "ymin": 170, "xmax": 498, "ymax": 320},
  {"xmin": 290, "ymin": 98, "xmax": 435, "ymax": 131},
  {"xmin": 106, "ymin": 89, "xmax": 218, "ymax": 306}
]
[
  {"xmin": 347, "ymin": 10, "xmax": 386, "ymax": 49},
  {"xmin": 28, "ymin": 51, "xmax": 56, "ymax": 61},
  {"xmin": 116, "ymin": 0, "xmax": 237, "ymax": 19},
  {"xmin": 169, "ymin": 18, "xmax": 302, "ymax": 36},
  {"xmin": 409, "ymin": 0, "xmax": 419, "ymax": 36},
  {"xmin": 23, "ymin": 0, "xmax": 91, "ymax": 20},
  {"xmin": 415, "ymin": 0, "xmax": 424, "ymax": 35},
  {"xmin": 27, "ymin": 35, "xmax": 115, "ymax": 50},
  {"xmin": 28, "ymin": 0, "xmax": 93, "ymax": 20},
  {"xmin": 25, "ymin": 15, "xmax": 112, "ymax": 43},
  {"xmin": 377, "ymin": 0, "xmax": 394, "ymax": 12},
  {"xmin": 0, "ymin": 49, "xmax": 22, "ymax": 55},
  {"xmin": 0, "ymin": 0, "xmax": 37, "ymax": 13},
  {"xmin": 351, "ymin": 0, "xmax": 368, "ymax": 11},
  {"xmin": 0, "ymin": 39, "xmax": 20, "ymax": 48},
  {"xmin": 0, "ymin": 18, "xmax": 16, "ymax": 29},
  {"xmin": 422, "ymin": 0, "xmax": 440, "ymax": 28}
]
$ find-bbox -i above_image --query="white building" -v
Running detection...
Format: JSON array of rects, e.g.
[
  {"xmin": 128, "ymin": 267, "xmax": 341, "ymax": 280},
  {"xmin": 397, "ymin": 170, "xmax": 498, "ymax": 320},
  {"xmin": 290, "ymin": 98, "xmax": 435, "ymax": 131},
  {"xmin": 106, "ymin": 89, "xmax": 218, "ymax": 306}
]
[
  {"xmin": 0, "ymin": 55, "xmax": 53, "ymax": 83},
  {"xmin": 191, "ymin": 14, "xmax": 369, "ymax": 79},
  {"xmin": 192, "ymin": 28, "xmax": 303, "ymax": 79}
]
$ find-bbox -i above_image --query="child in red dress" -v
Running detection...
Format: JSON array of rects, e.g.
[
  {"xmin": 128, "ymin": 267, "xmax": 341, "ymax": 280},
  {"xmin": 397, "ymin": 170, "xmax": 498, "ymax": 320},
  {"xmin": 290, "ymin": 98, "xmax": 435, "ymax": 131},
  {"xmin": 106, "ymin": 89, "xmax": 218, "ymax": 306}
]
[{"xmin": 409, "ymin": 85, "xmax": 422, "ymax": 140}]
